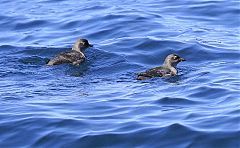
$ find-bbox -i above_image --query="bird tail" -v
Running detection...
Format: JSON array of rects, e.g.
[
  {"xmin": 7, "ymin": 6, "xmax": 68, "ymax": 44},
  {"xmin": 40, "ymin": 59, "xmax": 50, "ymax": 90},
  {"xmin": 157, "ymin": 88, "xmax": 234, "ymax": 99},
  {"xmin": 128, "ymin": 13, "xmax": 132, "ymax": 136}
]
[
  {"xmin": 137, "ymin": 75, "xmax": 147, "ymax": 80},
  {"xmin": 136, "ymin": 72, "xmax": 148, "ymax": 80},
  {"xmin": 46, "ymin": 60, "xmax": 54, "ymax": 66}
]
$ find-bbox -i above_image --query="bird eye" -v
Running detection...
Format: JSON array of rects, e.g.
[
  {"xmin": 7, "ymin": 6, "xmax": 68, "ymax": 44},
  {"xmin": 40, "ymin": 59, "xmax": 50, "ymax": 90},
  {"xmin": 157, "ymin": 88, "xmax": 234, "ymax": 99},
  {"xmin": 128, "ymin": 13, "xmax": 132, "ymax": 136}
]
[{"xmin": 173, "ymin": 56, "xmax": 178, "ymax": 60}]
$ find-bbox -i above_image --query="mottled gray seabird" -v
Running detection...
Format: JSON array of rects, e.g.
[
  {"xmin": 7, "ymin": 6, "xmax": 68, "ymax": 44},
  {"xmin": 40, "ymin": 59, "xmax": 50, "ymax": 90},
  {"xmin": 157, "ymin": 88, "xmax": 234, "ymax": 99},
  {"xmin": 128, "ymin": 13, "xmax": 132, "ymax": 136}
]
[
  {"xmin": 137, "ymin": 54, "xmax": 185, "ymax": 80},
  {"xmin": 47, "ymin": 39, "xmax": 93, "ymax": 66}
]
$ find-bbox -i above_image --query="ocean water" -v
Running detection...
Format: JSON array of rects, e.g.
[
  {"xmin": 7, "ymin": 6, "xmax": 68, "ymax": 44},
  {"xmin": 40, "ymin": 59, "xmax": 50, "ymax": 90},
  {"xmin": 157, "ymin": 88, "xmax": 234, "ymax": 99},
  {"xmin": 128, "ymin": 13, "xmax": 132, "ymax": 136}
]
[{"xmin": 0, "ymin": 0, "xmax": 239, "ymax": 147}]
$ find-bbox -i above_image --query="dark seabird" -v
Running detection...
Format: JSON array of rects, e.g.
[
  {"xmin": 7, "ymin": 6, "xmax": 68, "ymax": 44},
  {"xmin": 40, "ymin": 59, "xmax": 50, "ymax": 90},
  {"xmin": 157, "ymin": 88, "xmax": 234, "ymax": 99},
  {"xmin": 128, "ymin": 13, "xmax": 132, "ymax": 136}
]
[
  {"xmin": 47, "ymin": 39, "xmax": 93, "ymax": 66},
  {"xmin": 137, "ymin": 54, "xmax": 186, "ymax": 80}
]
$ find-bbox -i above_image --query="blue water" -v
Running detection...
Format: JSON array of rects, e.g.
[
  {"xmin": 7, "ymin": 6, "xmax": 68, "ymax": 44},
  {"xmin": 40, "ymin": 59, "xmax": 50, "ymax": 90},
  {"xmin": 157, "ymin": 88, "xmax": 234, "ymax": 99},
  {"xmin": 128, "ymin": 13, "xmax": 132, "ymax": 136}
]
[{"xmin": 0, "ymin": 0, "xmax": 240, "ymax": 147}]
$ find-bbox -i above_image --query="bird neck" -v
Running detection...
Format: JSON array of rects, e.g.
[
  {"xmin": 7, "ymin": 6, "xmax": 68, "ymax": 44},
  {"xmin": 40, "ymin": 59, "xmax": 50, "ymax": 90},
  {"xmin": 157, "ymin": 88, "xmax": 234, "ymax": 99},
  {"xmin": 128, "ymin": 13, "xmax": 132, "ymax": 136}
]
[
  {"xmin": 163, "ymin": 60, "xmax": 177, "ymax": 67},
  {"xmin": 163, "ymin": 62, "xmax": 177, "ymax": 75},
  {"xmin": 72, "ymin": 45, "xmax": 84, "ymax": 53}
]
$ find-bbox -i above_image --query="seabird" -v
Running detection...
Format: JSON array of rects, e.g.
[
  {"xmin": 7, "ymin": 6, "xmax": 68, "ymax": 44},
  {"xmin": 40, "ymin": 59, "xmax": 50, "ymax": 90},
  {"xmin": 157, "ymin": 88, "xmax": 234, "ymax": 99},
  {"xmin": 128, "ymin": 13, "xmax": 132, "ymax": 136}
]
[
  {"xmin": 137, "ymin": 54, "xmax": 185, "ymax": 80},
  {"xmin": 47, "ymin": 38, "xmax": 93, "ymax": 66}
]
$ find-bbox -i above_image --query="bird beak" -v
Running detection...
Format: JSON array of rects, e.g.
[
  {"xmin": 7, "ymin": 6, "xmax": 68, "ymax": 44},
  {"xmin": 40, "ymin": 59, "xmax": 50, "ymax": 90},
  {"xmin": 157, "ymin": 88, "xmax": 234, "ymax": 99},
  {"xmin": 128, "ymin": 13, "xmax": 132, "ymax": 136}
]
[
  {"xmin": 88, "ymin": 44, "xmax": 93, "ymax": 47},
  {"xmin": 180, "ymin": 58, "xmax": 186, "ymax": 61}
]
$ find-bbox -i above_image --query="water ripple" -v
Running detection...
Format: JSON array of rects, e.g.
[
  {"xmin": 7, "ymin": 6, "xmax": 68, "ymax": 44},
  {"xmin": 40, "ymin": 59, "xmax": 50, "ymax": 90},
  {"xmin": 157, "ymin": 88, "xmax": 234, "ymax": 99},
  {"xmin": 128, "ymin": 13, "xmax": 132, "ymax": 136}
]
[{"xmin": 0, "ymin": 0, "xmax": 240, "ymax": 147}]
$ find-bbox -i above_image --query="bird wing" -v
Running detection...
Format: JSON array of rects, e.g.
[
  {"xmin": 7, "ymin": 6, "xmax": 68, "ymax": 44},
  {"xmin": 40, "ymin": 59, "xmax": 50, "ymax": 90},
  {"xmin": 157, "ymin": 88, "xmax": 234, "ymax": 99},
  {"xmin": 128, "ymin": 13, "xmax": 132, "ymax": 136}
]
[
  {"xmin": 138, "ymin": 66, "xmax": 171, "ymax": 78},
  {"xmin": 48, "ymin": 51, "xmax": 85, "ymax": 65}
]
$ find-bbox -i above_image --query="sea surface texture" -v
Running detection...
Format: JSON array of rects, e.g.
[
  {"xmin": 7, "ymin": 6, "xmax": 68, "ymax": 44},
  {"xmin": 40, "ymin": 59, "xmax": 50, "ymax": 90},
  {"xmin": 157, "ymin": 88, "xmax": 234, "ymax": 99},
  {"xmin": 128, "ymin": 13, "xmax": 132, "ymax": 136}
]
[{"xmin": 0, "ymin": 0, "xmax": 239, "ymax": 147}]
